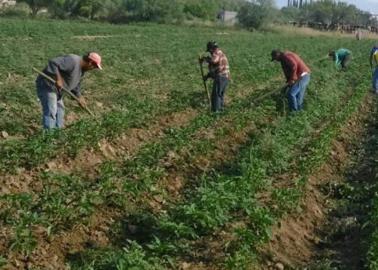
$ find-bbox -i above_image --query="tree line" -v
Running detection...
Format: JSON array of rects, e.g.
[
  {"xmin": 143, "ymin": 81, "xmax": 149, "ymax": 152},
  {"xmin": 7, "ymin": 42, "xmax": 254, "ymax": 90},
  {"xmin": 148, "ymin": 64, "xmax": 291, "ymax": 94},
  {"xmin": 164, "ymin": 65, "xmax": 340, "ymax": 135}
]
[
  {"xmin": 4, "ymin": 0, "xmax": 378, "ymax": 29},
  {"xmin": 280, "ymin": 0, "xmax": 376, "ymax": 27},
  {"xmin": 13, "ymin": 0, "xmax": 244, "ymax": 22}
]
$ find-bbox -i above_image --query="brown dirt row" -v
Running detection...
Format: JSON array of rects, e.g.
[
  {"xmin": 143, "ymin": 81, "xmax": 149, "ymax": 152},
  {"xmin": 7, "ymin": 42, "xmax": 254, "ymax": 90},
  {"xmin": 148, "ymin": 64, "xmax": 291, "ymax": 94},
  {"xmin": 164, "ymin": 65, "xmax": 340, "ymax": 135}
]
[
  {"xmin": 26, "ymin": 119, "xmax": 258, "ymax": 270},
  {"xmin": 20, "ymin": 75, "xmax": 357, "ymax": 270},
  {"xmin": 170, "ymin": 88, "xmax": 372, "ymax": 270},
  {"xmin": 15, "ymin": 120, "xmax": 255, "ymax": 269},
  {"xmin": 147, "ymin": 117, "xmax": 261, "ymax": 210},
  {"xmin": 3, "ymin": 89, "xmax": 281, "ymax": 270},
  {"xmin": 0, "ymin": 74, "xmax": 281, "ymax": 197},
  {"xmin": 1, "ymin": 79, "xmax": 282, "ymax": 270},
  {"xmin": 0, "ymin": 109, "xmax": 197, "ymax": 270},
  {"xmin": 0, "ymin": 109, "xmax": 198, "ymax": 196},
  {"xmin": 260, "ymin": 94, "xmax": 377, "ymax": 269},
  {"xmin": 71, "ymin": 77, "xmax": 367, "ymax": 270}
]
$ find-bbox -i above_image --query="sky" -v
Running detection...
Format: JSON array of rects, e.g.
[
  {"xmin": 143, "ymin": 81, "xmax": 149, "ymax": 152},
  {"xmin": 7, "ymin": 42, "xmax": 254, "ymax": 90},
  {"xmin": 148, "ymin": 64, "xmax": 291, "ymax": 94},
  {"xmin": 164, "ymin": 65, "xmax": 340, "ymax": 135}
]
[{"xmin": 275, "ymin": 0, "xmax": 378, "ymax": 14}]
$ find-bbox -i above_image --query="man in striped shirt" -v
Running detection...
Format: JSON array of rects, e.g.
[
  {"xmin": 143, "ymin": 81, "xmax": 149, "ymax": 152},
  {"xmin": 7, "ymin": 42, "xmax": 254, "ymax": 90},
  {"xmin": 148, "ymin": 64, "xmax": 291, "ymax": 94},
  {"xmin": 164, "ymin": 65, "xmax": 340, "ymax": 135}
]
[
  {"xmin": 200, "ymin": 41, "xmax": 230, "ymax": 112},
  {"xmin": 271, "ymin": 49, "xmax": 311, "ymax": 112}
]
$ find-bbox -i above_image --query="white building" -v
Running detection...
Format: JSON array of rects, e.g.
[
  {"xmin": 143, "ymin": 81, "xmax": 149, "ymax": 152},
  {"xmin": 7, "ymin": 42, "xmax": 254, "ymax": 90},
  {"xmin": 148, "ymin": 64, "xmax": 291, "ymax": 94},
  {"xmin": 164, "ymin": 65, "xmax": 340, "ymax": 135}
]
[
  {"xmin": 218, "ymin": 10, "xmax": 238, "ymax": 25},
  {"xmin": 0, "ymin": 0, "xmax": 16, "ymax": 8}
]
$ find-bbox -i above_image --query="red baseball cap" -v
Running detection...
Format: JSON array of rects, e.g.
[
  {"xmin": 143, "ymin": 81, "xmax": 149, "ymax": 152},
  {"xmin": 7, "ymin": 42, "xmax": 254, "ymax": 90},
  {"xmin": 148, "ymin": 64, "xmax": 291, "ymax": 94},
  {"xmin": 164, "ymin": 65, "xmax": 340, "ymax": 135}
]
[{"xmin": 88, "ymin": 52, "xmax": 102, "ymax": 70}]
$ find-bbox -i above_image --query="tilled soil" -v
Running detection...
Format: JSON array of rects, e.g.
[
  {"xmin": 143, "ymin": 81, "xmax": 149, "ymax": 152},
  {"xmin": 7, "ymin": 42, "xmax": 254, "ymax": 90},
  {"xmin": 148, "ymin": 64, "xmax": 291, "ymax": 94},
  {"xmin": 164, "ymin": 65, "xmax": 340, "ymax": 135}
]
[{"xmin": 260, "ymin": 94, "xmax": 378, "ymax": 270}]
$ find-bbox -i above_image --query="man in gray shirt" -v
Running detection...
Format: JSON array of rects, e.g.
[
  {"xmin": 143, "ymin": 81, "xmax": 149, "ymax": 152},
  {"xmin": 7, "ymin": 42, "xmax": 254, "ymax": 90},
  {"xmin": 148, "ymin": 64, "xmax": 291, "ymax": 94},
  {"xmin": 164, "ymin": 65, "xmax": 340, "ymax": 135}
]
[{"xmin": 36, "ymin": 52, "xmax": 102, "ymax": 129}]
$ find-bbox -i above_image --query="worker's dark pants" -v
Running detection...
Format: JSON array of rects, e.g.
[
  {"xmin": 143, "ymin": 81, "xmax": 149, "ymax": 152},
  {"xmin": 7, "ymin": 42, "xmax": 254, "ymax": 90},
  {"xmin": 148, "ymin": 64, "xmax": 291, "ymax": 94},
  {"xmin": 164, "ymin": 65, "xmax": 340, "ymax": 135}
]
[
  {"xmin": 287, "ymin": 74, "xmax": 310, "ymax": 111},
  {"xmin": 341, "ymin": 54, "xmax": 352, "ymax": 69},
  {"xmin": 36, "ymin": 76, "xmax": 65, "ymax": 129},
  {"xmin": 212, "ymin": 75, "xmax": 229, "ymax": 112},
  {"xmin": 373, "ymin": 67, "xmax": 378, "ymax": 93}
]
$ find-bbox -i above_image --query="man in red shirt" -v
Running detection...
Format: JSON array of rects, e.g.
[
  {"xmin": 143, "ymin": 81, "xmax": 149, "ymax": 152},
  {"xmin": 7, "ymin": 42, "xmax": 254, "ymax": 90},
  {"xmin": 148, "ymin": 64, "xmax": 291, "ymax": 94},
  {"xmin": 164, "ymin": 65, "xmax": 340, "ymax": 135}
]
[{"xmin": 271, "ymin": 49, "xmax": 311, "ymax": 111}]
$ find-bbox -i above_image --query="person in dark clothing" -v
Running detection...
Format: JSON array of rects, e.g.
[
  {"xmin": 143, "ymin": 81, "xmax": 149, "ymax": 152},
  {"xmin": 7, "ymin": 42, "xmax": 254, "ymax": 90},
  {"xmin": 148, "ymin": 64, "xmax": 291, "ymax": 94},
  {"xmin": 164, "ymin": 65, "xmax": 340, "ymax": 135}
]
[
  {"xmin": 271, "ymin": 49, "xmax": 311, "ymax": 112},
  {"xmin": 200, "ymin": 41, "xmax": 231, "ymax": 112}
]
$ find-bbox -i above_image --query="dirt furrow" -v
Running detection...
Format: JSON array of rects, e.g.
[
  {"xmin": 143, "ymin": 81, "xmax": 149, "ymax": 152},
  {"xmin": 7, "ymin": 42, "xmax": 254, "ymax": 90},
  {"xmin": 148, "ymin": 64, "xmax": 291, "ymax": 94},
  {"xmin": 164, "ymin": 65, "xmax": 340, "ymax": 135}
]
[
  {"xmin": 260, "ymin": 94, "xmax": 377, "ymax": 269},
  {"xmin": 5, "ymin": 101, "xmax": 275, "ymax": 269},
  {"xmin": 1, "ymin": 78, "xmax": 285, "ymax": 270},
  {"xmin": 0, "ymin": 109, "xmax": 198, "ymax": 196}
]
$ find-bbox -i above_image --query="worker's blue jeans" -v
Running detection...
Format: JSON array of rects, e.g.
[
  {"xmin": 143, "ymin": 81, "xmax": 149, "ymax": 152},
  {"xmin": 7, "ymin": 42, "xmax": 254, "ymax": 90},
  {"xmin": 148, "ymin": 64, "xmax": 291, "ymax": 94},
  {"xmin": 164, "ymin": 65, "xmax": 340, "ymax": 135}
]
[
  {"xmin": 36, "ymin": 76, "xmax": 65, "ymax": 129},
  {"xmin": 212, "ymin": 74, "xmax": 229, "ymax": 112},
  {"xmin": 373, "ymin": 67, "xmax": 378, "ymax": 93},
  {"xmin": 287, "ymin": 74, "xmax": 310, "ymax": 111}
]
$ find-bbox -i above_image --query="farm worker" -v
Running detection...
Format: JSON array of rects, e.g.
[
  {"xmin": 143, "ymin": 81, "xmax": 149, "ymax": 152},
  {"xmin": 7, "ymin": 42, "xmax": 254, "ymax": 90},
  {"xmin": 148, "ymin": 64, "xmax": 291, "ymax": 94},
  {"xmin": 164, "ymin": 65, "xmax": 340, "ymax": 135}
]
[
  {"xmin": 370, "ymin": 44, "xmax": 378, "ymax": 94},
  {"xmin": 36, "ymin": 52, "xmax": 102, "ymax": 129},
  {"xmin": 271, "ymin": 49, "xmax": 311, "ymax": 112},
  {"xmin": 356, "ymin": 29, "xmax": 363, "ymax": 40},
  {"xmin": 328, "ymin": 48, "xmax": 352, "ymax": 70},
  {"xmin": 199, "ymin": 41, "xmax": 231, "ymax": 112}
]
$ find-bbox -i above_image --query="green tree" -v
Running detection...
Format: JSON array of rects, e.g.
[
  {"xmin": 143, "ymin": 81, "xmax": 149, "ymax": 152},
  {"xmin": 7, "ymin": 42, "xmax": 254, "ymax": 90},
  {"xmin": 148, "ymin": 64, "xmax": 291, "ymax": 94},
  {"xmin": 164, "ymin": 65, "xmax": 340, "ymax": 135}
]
[
  {"xmin": 47, "ymin": 0, "xmax": 78, "ymax": 19},
  {"xmin": 309, "ymin": 0, "xmax": 333, "ymax": 25},
  {"xmin": 182, "ymin": 0, "xmax": 217, "ymax": 20},
  {"xmin": 219, "ymin": 0, "xmax": 246, "ymax": 11},
  {"xmin": 124, "ymin": 0, "xmax": 183, "ymax": 22},
  {"xmin": 237, "ymin": 0, "xmax": 275, "ymax": 29},
  {"xmin": 75, "ymin": 0, "xmax": 104, "ymax": 19},
  {"xmin": 282, "ymin": 0, "xmax": 376, "ymax": 28},
  {"xmin": 280, "ymin": 6, "xmax": 301, "ymax": 22},
  {"xmin": 17, "ymin": 0, "xmax": 49, "ymax": 16}
]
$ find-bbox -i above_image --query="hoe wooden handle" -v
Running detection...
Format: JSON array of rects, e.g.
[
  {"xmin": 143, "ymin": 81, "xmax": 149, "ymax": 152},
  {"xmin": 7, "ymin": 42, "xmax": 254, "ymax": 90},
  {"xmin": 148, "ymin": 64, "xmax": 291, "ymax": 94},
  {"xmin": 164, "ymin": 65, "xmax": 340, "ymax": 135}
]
[{"xmin": 33, "ymin": 67, "xmax": 95, "ymax": 117}]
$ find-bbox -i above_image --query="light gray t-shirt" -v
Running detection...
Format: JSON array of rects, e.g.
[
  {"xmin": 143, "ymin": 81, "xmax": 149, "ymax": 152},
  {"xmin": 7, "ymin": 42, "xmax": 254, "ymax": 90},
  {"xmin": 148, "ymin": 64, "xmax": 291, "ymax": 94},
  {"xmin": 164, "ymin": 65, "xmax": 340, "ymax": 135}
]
[{"xmin": 43, "ymin": 54, "xmax": 84, "ymax": 97}]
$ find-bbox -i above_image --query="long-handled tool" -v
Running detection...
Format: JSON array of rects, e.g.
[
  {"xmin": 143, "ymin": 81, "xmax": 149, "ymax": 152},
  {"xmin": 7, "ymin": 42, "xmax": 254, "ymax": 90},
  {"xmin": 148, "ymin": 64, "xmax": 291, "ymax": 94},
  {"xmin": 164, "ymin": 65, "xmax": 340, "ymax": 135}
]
[
  {"xmin": 251, "ymin": 85, "xmax": 287, "ymax": 104},
  {"xmin": 33, "ymin": 67, "xmax": 95, "ymax": 117},
  {"xmin": 280, "ymin": 85, "xmax": 289, "ymax": 116},
  {"xmin": 251, "ymin": 85, "xmax": 289, "ymax": 115},
  {"xmin": 198, "ymin": 56, "xmax": 211, "ymax": 111}
]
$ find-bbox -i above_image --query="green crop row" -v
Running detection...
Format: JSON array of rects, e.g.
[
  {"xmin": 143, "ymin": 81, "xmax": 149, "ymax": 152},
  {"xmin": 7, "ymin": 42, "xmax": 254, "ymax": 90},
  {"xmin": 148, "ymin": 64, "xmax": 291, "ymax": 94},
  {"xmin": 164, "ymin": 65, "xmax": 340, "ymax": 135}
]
[
  {"xmin": 367, "ymin": 197, "xmax": 378, "ymax": 269},
  {"xmin": 0, "ymin": 77, "xmax": 284, "ymax": 253},
  {"xmin": 0, "ymin": 18, "xmax": 362, "ymax": 174},
  {"xmin": 365, "ymin": 107, "xmax": 378, "ymax": 270},
  {"xmin": 64, "ymin": 53, "xmax": 370, "ymax": 269},
  {"xmin": 0, "ymin": 48, "xmax": 344, "ymax": 250},
  {"xmin": 0, "ymin": 17, "xmax": 375, "ymax": 270}
]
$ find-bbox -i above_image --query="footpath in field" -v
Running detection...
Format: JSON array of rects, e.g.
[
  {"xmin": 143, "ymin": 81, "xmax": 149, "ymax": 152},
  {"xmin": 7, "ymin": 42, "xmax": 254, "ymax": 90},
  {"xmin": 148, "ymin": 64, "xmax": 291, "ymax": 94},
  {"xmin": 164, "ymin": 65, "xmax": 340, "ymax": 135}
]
[{"xmin": 261, "ymin": 94, "xmax": 378, "ymax": 269}]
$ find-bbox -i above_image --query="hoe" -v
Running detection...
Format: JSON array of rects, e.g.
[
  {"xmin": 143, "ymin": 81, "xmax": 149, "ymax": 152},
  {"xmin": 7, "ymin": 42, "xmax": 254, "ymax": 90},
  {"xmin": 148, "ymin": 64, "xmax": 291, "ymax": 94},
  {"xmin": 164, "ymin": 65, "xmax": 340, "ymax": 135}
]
[{"xmin": 33, "ymin": 67, "xmax": 96, "ymax": 118}]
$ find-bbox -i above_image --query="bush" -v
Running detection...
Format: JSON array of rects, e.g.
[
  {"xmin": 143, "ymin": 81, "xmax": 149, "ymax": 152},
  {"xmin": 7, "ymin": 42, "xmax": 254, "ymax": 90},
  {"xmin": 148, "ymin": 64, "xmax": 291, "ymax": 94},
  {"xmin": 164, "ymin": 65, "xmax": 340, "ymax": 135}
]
[
  {"xmin": 237, "ymin": 0, "xmax": 274, "ymax": 30},
  {"xmin": 123, "ymin": 0, "xmax": 183, "ymax": 23},
  {"xmin": 183, "ymin": 0, "xmax": 218, "ymax": 21},
  {"xmin": 0, "ymin": 3, "xmax": 30, "ymax": 18}
]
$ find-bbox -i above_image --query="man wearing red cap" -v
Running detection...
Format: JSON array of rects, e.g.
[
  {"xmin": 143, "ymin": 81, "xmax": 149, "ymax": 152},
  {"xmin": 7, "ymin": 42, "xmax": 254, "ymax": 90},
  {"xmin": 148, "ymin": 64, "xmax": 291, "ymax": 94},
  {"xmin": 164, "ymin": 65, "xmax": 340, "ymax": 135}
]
[{"xmin": 36, "ymin": 52, "xmax": 102, "ymax": 129}]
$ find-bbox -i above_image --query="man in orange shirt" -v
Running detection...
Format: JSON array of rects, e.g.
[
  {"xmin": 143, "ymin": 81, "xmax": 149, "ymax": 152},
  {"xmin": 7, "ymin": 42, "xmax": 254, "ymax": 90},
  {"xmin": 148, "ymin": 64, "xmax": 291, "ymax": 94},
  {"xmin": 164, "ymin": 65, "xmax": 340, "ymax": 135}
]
[{"xmin": 271, "ymin": 49, "xmax": 311, "ymax": 112}]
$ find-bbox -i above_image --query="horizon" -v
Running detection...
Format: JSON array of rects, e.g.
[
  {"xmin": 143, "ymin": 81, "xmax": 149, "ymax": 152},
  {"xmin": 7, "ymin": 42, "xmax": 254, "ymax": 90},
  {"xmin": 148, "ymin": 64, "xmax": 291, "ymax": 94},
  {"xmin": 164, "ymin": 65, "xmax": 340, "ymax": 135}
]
[{"xmin": 275, "ymin": 0, "xmax": 378, "ymax": 14}]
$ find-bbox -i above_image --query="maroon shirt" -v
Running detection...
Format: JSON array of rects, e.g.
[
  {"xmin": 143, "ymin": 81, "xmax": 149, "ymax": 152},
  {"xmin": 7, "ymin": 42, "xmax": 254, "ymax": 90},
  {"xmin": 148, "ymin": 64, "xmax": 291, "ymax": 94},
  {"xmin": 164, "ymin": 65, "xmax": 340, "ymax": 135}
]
[{"xmin": 279, "ymin": 51, "xmax": 310, "ymax": 83}]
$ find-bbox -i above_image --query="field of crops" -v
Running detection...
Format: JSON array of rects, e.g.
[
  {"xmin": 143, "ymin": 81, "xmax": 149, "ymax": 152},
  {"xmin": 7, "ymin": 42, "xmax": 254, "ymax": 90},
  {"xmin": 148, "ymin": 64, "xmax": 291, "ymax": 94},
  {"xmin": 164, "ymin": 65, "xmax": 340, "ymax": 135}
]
[{"xmin": 0, "ymin": 18, "xmax": 376, "ymax": 269}]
